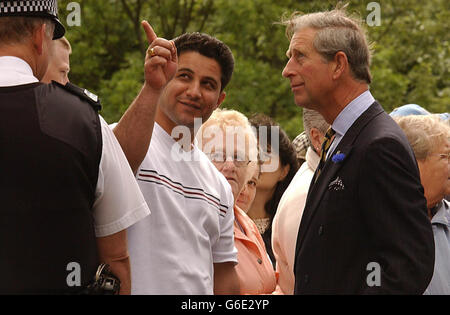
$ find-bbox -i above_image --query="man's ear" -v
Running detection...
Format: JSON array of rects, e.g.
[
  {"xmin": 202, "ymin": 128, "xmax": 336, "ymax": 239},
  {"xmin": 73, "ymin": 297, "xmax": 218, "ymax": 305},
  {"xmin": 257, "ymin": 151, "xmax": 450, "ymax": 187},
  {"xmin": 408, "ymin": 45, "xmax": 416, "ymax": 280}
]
[
  {"xmin": 214, "ymin": 91, "xmax": 226, "ymax": 110},
  {"xmin": 32, "ymin": 23, "xmax": 47, "ymax": 55},
  {"xmin": 310, "ymin": 127, "xmax": 324, "ymax": 153},
  {"xmin": 331, "ymin": 51, "xmax": 348, "ymax": 80}
]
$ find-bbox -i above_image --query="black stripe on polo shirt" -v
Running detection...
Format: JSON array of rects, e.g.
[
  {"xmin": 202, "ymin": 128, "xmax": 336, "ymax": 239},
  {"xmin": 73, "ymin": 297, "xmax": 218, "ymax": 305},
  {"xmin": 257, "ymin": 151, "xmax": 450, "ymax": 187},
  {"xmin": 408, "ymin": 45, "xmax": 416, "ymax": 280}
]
[
  {"xmin": 140, "ymin": 169, "xmax": 226, "ymax": 207},
  {"xmin": 137, "ymin": 169, "xmax": 229, "ymax": 217},
  {"xmin": 139, "ymin": 169, "xmax": 229, "ymax": 212}
]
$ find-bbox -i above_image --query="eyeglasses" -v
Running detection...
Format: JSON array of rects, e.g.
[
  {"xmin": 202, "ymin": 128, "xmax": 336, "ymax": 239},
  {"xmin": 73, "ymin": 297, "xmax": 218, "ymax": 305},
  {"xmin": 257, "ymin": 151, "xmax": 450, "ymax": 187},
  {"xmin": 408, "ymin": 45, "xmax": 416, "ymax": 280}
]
[{"xmin": 206, "ymin": 152, "xmax": 251, "ymax": 168}]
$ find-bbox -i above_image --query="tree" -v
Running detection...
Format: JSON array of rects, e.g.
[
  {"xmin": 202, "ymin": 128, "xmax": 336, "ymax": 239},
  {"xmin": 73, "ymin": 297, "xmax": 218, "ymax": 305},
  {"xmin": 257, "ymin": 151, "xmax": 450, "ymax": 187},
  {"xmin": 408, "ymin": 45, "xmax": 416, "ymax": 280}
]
[{"xmin": 57, "ymin": 0, "xmax": 449, "ymax": 138}]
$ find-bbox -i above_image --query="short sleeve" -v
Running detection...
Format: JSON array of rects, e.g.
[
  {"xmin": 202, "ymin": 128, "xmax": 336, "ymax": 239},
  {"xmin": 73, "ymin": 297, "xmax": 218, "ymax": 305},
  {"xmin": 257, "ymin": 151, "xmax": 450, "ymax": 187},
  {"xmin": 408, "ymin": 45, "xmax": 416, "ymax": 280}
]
[
  {"xmin": 92, "ymin": 116, "xmax": 150, "ymax": 237},
  {"xmin": 212, "ymin": 178, "xmax": 238, "ymax": 264}
]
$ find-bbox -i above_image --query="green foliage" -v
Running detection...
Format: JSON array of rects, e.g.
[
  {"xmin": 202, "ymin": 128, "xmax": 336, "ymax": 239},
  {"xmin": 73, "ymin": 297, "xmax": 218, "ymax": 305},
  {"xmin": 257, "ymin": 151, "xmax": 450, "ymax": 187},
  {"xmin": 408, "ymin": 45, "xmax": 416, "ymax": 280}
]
[
  {"xmin": 58, "ymin": 0, "xmax": 139, "ymax": 91},
  {"xmin": 58, "ymin": 0, "xmax": 449, "ymax": 138},
  {"xmin": 365, "ymin": 0, "xmax": 450, "ymax": 114},
  {"xmin": 99, "ymin": 51, "xmax": 144, "ymax": 123}
]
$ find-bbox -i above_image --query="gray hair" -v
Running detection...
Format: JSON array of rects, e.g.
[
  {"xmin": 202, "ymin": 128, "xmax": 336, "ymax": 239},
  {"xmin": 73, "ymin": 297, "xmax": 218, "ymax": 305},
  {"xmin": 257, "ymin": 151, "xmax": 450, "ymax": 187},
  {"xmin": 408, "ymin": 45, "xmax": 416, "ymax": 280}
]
[
  {"xmin": 197, "ymin": 108, "xmax": 259, "ymax": 162},
  {"xmin": 282, "ymin": 4, "xmax": 373, "ymax": 84},
  {"xmin": 303, "ymin": 108, "xmax": 330, "ymax": 146},
  {"xmin": 395, "ymin": 115, "xmax": 450, "ymax": 160}
]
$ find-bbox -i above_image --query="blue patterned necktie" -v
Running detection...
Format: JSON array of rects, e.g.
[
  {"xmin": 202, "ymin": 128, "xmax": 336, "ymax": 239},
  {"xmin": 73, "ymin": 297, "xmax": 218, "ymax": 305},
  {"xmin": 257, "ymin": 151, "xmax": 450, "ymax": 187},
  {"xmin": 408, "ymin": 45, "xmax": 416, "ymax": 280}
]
[{"xmin": 314, "ymin": 128, "xmax": 336, "ymax": 183}]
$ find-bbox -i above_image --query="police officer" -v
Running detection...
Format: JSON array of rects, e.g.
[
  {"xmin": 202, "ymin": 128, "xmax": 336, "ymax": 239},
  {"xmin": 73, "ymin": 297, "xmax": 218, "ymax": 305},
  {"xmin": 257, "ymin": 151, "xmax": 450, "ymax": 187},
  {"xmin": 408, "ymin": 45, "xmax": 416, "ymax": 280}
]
[{"xmin": 0, "ymin": 0, "xmax": 150, "ymax": 294}]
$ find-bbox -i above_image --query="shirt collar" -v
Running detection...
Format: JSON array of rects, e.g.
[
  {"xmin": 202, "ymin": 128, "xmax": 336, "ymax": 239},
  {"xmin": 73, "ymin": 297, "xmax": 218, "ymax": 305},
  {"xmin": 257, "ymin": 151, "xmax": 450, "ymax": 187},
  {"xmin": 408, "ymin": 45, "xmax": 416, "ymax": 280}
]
[
  {"xmin": 155, "ymin": 122, "xmax": 197, "ymax": 154},
  {"xmin": 0, "ymin": 56, "xmax": 39, "ymax": 86},
  {"xmin": 431, "ymin": 200, "xmax": 450, "ymax": 227},
  {"xmin": 331, "ymin": 90, "xmax": 375, "ymax": 137}
]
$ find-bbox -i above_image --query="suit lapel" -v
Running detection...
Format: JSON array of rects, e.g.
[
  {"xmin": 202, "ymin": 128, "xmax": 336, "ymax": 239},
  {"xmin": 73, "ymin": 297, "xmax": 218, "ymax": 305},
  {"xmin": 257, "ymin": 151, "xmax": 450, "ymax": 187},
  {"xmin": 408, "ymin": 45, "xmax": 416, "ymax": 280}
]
[
  {"xmin": 295, "ymin": 102, "xmax": 385, "ymax": 256},
  {"xmin": 306, "ymin": 145, "xmax": 353, "ymax": 210}
]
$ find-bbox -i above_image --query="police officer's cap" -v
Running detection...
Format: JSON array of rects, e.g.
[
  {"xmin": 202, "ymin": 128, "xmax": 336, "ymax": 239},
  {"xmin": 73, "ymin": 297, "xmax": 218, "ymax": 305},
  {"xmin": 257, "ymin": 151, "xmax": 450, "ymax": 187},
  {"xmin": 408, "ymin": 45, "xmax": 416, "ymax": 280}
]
[{"xmin": 0, "ymin": 0, "xmax": 65, "ymax": 39}]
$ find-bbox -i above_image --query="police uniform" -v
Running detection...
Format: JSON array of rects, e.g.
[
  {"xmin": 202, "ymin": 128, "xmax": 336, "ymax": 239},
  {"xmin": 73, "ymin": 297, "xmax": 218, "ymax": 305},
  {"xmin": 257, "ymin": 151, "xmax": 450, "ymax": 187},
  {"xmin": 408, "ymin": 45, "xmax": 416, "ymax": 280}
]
[
  {"xmin": 0, "ymin": 0, "xmax": 65, "ymax": 39},
  {"xmin": 0, "ymin": 2, "xmax": 150, "ymax": 294}
]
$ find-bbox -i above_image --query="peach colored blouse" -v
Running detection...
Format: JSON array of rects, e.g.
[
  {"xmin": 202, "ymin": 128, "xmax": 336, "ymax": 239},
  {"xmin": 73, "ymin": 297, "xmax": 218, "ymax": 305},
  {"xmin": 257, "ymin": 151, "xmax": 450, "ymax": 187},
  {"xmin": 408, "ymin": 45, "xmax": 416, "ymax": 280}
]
[{"xmin": 234, "ymin": 206, "xmax": 277, "ymax": 295}]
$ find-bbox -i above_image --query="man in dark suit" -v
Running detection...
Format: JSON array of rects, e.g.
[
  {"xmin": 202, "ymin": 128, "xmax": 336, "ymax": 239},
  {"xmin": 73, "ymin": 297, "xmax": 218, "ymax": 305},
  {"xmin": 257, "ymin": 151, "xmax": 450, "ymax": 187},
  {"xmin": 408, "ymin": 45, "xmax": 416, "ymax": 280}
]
[{"xmin": 281, "ymin": 6, "xmax": 435, "ymax": 294}]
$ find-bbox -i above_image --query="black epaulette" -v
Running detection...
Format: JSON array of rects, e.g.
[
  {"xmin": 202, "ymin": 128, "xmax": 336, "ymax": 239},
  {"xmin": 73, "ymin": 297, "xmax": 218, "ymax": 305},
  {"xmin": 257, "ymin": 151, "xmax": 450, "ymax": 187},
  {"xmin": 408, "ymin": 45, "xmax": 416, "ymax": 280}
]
[{"xmin": 52, "ymin": 81, "xmax": 102, "ymax": 112}]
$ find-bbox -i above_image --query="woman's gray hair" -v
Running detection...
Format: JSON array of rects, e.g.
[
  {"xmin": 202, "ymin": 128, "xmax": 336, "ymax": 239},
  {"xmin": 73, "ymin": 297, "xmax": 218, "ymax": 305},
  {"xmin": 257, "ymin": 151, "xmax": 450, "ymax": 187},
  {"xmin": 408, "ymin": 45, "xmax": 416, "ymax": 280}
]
[
  {"xmin": 394, "ymin": 115, "xmax": 450, "ymax": 160},
  {"xmin": 281, "ymin": 3, "xmax": 373, "ymax": 84},
  {"xmin": 303, "ymin": 108, "xmax": 330, "ymax": 146},
  {"xmin": 197, "ymin": 108, "xmax": 259, "ymax": 162}
]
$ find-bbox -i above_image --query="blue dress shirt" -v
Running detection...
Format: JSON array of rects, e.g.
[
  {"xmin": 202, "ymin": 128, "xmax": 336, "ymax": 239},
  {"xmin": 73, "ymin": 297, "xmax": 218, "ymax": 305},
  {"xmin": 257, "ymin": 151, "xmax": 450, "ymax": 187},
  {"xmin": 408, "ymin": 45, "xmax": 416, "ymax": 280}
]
[{"xmin": 327, "ymin": 90, "xmax": 375, "ymax": 159}]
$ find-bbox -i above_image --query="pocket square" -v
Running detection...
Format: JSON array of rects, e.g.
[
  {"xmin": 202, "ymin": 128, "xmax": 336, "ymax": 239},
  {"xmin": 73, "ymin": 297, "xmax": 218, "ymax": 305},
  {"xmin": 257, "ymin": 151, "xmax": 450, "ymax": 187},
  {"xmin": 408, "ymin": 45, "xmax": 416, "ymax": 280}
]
[{"xmin": 328, "ymin": 176, "xmax": 345, "ymax": 191}]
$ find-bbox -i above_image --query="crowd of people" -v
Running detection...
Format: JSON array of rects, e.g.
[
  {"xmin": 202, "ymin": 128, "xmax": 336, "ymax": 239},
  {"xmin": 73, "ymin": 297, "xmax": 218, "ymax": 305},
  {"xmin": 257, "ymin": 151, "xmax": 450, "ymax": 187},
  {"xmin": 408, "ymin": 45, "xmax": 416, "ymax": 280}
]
[{"xmin": 0, "ymin": 1, "xmax": 448, "ymax": 295}]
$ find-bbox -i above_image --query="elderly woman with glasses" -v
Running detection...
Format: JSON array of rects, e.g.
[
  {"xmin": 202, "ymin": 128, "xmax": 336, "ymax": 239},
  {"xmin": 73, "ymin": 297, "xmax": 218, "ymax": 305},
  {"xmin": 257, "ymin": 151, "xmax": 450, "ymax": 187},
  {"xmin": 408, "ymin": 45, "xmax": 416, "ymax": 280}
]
[
  {"xmin": 395, "ymin": 114, "xmax": 450, "ymax": 294},
  {"xmin": 197, "ymin": 108, "xmax": 276, "ymax": 295}
]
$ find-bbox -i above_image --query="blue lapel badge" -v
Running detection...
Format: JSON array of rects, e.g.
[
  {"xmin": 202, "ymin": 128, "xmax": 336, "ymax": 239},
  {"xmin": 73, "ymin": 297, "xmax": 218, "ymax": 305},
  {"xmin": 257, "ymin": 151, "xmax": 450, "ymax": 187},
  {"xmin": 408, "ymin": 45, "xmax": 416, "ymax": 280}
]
[{"xmin": 331, "ymin": 151, "xmax": 346, "ymax": 163}]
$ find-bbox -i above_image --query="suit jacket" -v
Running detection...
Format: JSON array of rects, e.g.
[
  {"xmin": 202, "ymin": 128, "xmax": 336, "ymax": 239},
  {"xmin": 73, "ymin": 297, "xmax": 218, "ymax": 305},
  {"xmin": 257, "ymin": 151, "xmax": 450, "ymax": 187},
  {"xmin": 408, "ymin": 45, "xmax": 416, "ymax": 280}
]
[{"xmin": 293, "ymin": 102, "xmax": 435, "ymax": 294}]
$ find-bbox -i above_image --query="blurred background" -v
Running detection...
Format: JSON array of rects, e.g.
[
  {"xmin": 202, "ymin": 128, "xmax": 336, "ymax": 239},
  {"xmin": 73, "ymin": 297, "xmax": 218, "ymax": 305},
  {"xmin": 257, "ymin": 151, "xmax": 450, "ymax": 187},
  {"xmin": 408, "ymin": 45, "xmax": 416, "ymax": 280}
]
[{"xmin": 58, "ymin": 0, "xmax": 449, "ymax": 138}]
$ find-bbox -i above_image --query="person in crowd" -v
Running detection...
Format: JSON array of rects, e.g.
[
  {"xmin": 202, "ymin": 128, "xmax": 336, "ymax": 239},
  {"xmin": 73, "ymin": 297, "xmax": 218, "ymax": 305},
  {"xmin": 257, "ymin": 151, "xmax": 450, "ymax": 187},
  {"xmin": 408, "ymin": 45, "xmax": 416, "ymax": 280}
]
[
  {"xmin": 236, "ymin": 161, "xmax": 261, "ymax": 212},
  {"xmin": 394, "ymin": 115, "xmax": 450, "ymax": 294},
  {"xmin": 198, "ymin": 108, "xmax": 277, "ymax": 295},
  {"xmin": 246, "ymin": 114, "xmax": 299, "ymax": 266},
  {"xmin": 0, "ymin": 1, "xmax": 150, "ymax": 294},
  {"xmin": 41, "ymin": 36, "xmax": 71, "ymax": 84},
  {"xmin": 272, "ymin": 108, "xmax": 329, "ymax": 294},
  {"xmin": 390, "ymin": 104, "xmax": 449, "ymax": 202},
  {"xmin": 446, "ymin": 117, "xmax": 450, "ymax": 203},
  {"xmin": 292, "ymin": 131, "xmax": 308, "ymax": 166},
  {"xmin": 390, "ymin": 103, "xmax": 449, "ymax": 121},
  {"xmin": 390, "ymin": 103, "xmax": 433, "ymax": 117},
  {"xmin": 112, "ymin": 26, "xmax": 240, "ymax": 294},
  {"xmin": 281, "ymin": 5, "xmax": 434, "ymax": 294}
]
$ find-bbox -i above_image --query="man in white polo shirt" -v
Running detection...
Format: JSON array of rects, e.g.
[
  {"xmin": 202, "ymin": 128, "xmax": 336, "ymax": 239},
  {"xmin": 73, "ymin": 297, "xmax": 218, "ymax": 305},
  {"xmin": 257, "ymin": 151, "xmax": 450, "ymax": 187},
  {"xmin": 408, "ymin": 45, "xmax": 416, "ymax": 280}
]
[{"xmin": 113, "ymin": 22, "xmax": 239, "ymax": 294}]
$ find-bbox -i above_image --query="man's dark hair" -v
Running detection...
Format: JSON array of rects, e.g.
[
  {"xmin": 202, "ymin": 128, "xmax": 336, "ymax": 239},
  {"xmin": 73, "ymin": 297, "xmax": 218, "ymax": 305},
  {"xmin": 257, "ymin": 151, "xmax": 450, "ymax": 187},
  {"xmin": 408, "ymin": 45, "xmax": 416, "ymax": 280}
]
[{"xmin": 174, "ymin": 32, "xmax": 234, "ymax": 91}]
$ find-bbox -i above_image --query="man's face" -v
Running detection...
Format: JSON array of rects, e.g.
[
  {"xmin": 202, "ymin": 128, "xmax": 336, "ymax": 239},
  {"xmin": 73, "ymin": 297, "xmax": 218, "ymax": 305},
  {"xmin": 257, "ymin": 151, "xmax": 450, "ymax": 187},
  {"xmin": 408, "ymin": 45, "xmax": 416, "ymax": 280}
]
[
  {"xmin": 157, "ymin": 51, "xmax": 226, "ymax": 133},
  {"xmin": 41, "ymin": 39, "xmax": 70, "ymax": 84},
  {"xmin": 282, "ymin": 27, "xmax": 333, "ymax": 110}
]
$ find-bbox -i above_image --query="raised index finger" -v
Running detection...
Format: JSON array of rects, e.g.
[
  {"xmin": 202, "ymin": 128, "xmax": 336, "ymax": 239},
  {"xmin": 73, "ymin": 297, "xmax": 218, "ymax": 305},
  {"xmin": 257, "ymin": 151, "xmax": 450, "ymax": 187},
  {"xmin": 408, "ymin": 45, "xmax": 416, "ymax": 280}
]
[{"xmin": 142, "ymin": 20, "xmax": 157, "ymax": 44}]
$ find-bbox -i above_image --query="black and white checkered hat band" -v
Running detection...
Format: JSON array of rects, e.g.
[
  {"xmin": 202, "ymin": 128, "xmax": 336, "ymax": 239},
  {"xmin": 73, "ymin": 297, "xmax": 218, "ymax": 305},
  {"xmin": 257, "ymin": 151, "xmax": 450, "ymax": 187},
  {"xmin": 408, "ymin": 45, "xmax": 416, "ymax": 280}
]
[
  {"xmin": 0, "ymin": 0, "xmax": 65, "ymax": 38},
  {"xmin": 0, "ymin": 0, "xmax": 58, "ymax": 16}
]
